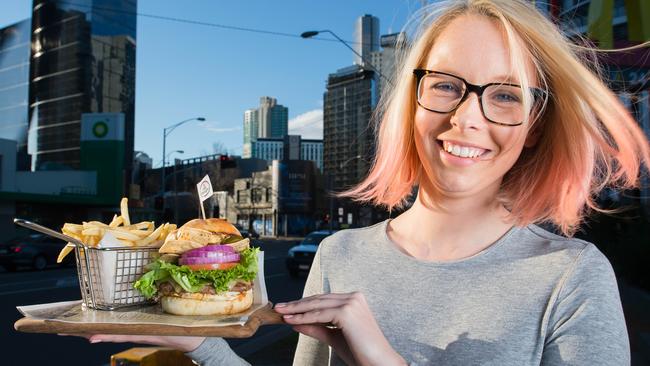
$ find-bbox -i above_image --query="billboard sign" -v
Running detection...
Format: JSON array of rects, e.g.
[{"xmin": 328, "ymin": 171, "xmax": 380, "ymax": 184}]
[{"xmin": 272, "ymin": 160, "xmax": 314, "ymax": 213}]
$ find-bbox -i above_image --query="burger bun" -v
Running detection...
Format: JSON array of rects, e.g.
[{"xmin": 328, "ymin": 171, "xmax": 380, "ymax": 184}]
[
  {"xmin": 183, "ymin": 218, "xmax": 241, "ymax": 236},
  {"xmin": 160, "ymin": 289, "xmax": 253, "ymax": 316}
]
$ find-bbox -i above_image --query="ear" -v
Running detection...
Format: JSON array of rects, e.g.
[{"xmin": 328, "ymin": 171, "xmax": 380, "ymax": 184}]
[
  {"xmin": 524, "ymin": 111, "xmax": 543, "ymax": 148},
  {"xmin": 524, "ymin": 102, "xmax": 546, "ymax": 148}
]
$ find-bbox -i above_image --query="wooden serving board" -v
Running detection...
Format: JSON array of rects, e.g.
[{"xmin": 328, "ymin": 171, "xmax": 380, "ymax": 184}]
[{"xmin": 14, "ymin": 303, "xmax": 284, "ymax": 338}]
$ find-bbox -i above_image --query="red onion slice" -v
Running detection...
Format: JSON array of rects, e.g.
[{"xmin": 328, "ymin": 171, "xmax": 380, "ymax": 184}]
[
  {"xmin": 184, "ymin": 245, "xmax": 235, "ymax": 257},
  {"xmin": 179, "ymin": 252, "xmax": 240, "ymax": 265},
  {"xmin": 183, "ymin": 251, "xmax": 238, "ymax": 258}
]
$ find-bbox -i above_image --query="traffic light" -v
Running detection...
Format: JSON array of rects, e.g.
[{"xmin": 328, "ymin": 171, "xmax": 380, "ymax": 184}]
[{"xmin": 220, "ymin": 155, "xmax": 236, "ymax": 169}]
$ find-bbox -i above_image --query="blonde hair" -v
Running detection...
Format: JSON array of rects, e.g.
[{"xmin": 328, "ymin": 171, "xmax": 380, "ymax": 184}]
[{"xmin": 340, "ymin": 0, "xmax": 650, "ymax": 236}]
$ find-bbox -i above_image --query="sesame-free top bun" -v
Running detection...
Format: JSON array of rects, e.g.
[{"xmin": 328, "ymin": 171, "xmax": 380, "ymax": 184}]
[
  {"xmin": 158, "ymin": 219, "xmax": 241, "ymax": 254},
  {"xmin": 160, "ymin": 289, "xmax": 253, "ymax": 316},
  {"xmin": 183, "ymin": 218, "xmax": 241, "ymax": 236}
]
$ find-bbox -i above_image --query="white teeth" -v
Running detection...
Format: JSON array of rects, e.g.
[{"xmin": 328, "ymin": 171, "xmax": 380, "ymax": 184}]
[{"xmin": 441, "ymin": 141, "xmax": 487, "ymax": 158}]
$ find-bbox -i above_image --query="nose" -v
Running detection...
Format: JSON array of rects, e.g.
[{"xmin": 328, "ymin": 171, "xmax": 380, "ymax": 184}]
[{"xmin": 449, "ymin": 92, "xmax": 486, "ymax": 131}]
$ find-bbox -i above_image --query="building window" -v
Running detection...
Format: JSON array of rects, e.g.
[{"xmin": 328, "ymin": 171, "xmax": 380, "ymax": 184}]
[{"xmin": 252, "ymin": 188, "xmax": 263, "ymax": 203}]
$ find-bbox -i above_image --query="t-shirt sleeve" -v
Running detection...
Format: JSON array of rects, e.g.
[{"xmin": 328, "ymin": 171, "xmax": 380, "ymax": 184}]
[
  {"xmin": 541, "ymin": 243, "xmax": 630, "ymax": 365},
  {"xmin": 184, "ymin": 337, "xmax": 251, "ymax": 366},
  {"xmin": 292, "ymin": 244, "xmax": 332, "ymax": 366}
]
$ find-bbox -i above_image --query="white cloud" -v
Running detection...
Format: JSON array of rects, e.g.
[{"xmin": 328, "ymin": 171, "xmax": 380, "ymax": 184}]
[
  {"xmin": 289, "ymin": 109, "xmax": 323, "ymax": 139},
  {"xmin": 198, "ymin": 121, "xmax": 242, "ymax": 133}
]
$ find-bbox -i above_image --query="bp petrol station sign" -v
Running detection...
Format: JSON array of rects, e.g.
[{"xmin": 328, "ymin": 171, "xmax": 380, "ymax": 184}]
[
  {"xmin": 92, "ymin": 120, "xmax": 109, "ymax": 138},
  {"xmin": 81, "ymin": 113, "xmax": 125, "ymax": 141},
  {"xmin": 80, "ymin": 113, "xmax": 126, "ymax": 203}
]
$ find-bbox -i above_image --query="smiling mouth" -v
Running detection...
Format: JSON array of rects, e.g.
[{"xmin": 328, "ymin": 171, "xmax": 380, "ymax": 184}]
[{"xmin": 436, "ymin": 140, "xmax": 491, "ymax": 159}]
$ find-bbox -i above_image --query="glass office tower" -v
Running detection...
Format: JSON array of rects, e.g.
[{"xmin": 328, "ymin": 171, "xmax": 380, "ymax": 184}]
[
  {"xmin": 29, "ymin": 0, "xmax": 136, "ymax": 171},
  {"xmin": 0, "ymin": 19, "xmax": 32, "ymax": 170}
]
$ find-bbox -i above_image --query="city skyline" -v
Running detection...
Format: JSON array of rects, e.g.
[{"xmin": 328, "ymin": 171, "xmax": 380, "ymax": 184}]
[{"xmin": 0, "ymin": 1, "xmax": 417, "ymax": 166}]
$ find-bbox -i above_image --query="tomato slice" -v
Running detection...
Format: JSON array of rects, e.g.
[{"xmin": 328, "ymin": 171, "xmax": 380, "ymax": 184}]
[{"xmin": 185, "ymin": 262, "xmax": 238, "ymax": 271}]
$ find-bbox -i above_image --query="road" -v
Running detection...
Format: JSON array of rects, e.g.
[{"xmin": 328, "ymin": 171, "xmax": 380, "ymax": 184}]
[{"xmin": 1, "ymin": 238, "xmax": 306, "ymax": 366}]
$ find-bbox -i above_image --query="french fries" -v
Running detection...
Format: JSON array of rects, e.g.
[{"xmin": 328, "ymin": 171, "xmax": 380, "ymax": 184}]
[
  {"xmin": 56, "ymin": 197, "xmax": 175, "ymax": 263},
  {"xmin": 57, "ymin": 243, "xmax": 75, "ymax": 263},
  {"xmin": 120, "ymin": 197, "xmax": 130, "ymax": 226}
]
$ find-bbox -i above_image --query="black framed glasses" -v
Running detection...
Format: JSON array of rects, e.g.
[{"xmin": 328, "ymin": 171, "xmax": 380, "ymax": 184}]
[{"xmin": 413, "ymin": 69, "xmax": 546, "ymax": 126}]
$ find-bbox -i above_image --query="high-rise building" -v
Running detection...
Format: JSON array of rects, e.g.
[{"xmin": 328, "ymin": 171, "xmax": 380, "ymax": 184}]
[
  {"xmin": 322, "ymin": 15, "xmax": 402, "ymax": 227},
  {"xmin": 0, "ymin": 19, "xmax": 31, "ymax": 170},
  {"xmin": 323, "ymin": 65, "xmax": 376, "ymax": 192},
  {"xmin": 354, "ymin": 14, "xmax": 379, "ymax": 66},
  {"xmin": 243, "ymin": 108, "xmax": 259, "ymax": 158},
  {"xmin": 28, "ymin": 0, "xmax": 136, "ymax": 171},
  {"xmin": 242, "ymin": 96, "xmax": 288, "ymax": 158},
  {"xmin": 301, "ymin": 138, "xmax": 323, "ymax": 172},
  {"xmin": 249, "ymin": 135, "xmax": 323, "ymax": 172},
  {"xmin": 258, "ymin": 96, "xmax": 288, "ymax": 138},
  {"xmin": 369, "ymin": 32, "xmax": 406, "ymax": 99}
]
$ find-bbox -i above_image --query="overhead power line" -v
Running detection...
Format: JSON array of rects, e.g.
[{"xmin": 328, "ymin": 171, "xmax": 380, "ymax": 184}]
[{"xmin": 58, "ymin": 0, "xmax": 368, "ymax": 46}]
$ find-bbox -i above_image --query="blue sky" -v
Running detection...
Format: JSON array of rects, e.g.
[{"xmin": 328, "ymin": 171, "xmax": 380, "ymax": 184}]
[{"xmin": 1, "ymin": 1, "xmax": 422, "ymax": 166}]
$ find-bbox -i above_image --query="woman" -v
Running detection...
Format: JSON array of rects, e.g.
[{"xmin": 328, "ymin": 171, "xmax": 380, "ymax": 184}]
[{"xmin": 81, "ymin": 0, "xmax": 649, "ymax": 365}]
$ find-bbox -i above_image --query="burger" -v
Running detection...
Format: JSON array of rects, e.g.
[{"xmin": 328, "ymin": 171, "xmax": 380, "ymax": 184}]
[{"xmin": 134, "ymin": 218, "xmax": 260, "ymax": 316}]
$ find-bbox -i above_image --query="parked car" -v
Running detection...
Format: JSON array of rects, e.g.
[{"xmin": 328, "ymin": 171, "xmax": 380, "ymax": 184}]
[
  {"xmin": 0, "ymin": 234, "xmax": 74, "ymax": 271},
  {"xmin": 234, "ymin": 224, "xmax": 260, "ymax": 239},
  {"xmin": 286, "ymin": 230, "xmax": 337, "ymax": 277},
  {"xmin": 239, "ymin": 228, "xmax": 260, "ymax": 239}
]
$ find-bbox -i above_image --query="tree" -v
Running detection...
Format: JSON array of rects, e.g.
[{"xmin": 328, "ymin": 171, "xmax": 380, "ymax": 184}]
[{"xmin": 212, "ymin": 141, "xmax": 227, "ymax": 155}]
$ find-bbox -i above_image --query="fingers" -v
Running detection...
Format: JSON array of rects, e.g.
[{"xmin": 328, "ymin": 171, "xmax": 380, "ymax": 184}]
[
  {"xmin": 58, "ymin": 333, "xmax": 91, "ymax": 339},
  {"xmin": 275, "ymin": 292, "xmax": 369, "ymax": 325},
  {"xmin": 282, "ymin": 306, "xmax": 346, "ymax": 328},
  {"xmin": 57, "ymin": 333, "xmax": 204, "ymax": 352},
  {"xmin": 58, "ymin": 333, "xmax": 162, "ymax": 343},
  {"xmin": 275, "ymin": 296, "xmax": 348, "ymax": 315},
  {"xmin": 87, "ymin": 334, "xmax": 159, "ymax": 344}
]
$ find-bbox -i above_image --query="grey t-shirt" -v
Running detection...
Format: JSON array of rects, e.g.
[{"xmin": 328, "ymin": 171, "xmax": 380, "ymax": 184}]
[{"xmin": 187, "ymin": 220, "xmax": 629, "ymax": 365}]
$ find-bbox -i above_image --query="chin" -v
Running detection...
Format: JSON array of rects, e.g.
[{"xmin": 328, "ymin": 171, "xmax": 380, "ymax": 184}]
[{"xmin": 431, "ymin": 169, "xmax": 474, "ymax": 191}]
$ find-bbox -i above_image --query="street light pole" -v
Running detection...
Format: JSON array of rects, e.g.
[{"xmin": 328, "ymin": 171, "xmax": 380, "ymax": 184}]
[
  {"xmin": 300, "ymin": 30, "xmax": 392, "ymax": 85},
  {"xmin": 166, "ymin": 150, "xmax": 184, "ymax": 224},
  {"xmin": 160, "ymin": 117, "xmax": 205, "ymax": 215}
]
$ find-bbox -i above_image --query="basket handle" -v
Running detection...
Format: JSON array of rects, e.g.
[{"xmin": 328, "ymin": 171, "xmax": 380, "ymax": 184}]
[{"xmin": 14, "ymin": 218, "xmax": 86, "ymax": 248}]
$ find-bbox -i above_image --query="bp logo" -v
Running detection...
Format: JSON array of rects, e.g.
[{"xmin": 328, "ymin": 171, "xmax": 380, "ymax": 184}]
[{"xmin": 92, "ymin": 121, "xmax": 109, "ymax": 138}]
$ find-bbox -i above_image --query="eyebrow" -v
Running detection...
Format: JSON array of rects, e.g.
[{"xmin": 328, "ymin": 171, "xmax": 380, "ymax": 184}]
[{"xmin": 430, "ymin": 68, "xmax": 522, "ymax": 85}]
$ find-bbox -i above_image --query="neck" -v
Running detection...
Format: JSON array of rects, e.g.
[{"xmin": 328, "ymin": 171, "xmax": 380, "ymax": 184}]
[{"xmin": 387, "ymin": 181, "xmax": 513, "ymax": 261}]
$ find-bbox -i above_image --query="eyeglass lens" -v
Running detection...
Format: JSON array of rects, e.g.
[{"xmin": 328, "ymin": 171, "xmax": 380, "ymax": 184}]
[{"xmin": 418, "ymin": 73, "xmax": 527, "ymax": 125}]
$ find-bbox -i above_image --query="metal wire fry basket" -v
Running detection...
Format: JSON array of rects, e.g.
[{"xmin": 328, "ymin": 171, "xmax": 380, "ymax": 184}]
[
  {"xmin": 13, "ymin": 218, "xmax": 159, "ymax": 310},
  {"xmin": 75, "ymin": 243, "xmax": 159, "ymax": 310}
]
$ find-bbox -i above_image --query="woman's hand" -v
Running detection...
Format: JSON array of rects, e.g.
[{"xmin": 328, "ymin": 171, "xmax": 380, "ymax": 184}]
[
  {"xmin": 274, "ymin": 292, "xmax": 406, "ymax": 366},
  {"xmin": 59, "ymin": 334, "xmax": 205, "ymax": 353}
]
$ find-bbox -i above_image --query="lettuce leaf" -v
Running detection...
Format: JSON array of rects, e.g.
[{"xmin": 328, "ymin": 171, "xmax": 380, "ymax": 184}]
[{"xmin": 133, "ymin": 247, "xmax": 260, "ymax": 299}]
